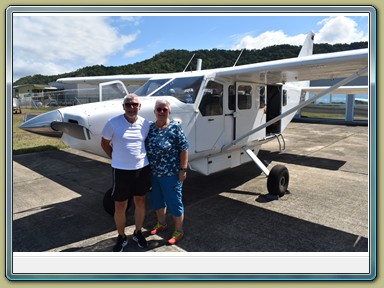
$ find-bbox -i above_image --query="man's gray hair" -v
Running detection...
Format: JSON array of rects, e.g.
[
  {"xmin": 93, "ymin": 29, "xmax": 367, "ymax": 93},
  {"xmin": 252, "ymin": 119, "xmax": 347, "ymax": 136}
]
[{"xmin": 123, "ymin": 94, "xmax": 139, "ymax": 104}]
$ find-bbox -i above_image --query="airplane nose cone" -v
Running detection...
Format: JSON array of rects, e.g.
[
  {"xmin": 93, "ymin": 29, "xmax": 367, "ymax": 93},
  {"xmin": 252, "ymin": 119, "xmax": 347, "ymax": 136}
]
[{"xmin": 19, "ymin": 110, "xmax": 63, "ymax": 137}]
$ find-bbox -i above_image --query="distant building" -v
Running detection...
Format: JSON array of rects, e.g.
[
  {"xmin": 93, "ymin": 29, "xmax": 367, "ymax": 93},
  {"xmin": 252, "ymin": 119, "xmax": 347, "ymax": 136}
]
[
  {"xmin": 298, "ymin": 76, "xmax": 369, "ymax": 123},
  {"xmin": 13, "ymin": 84, "xmax": 58, "ymax": 99},
  {"xmin": 13, "ymin": 84, "xmax": 62, "ymax": 107}
]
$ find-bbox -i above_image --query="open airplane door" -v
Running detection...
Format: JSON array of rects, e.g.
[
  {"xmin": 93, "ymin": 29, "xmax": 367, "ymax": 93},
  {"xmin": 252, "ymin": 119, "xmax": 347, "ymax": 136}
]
[{"xmin": 265, "ymin": 85, "xmax": 282, "ymax": 135}]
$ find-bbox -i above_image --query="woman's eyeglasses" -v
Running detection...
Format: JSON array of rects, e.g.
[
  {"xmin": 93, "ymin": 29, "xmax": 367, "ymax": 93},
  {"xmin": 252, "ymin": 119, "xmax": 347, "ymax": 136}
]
[
  {"xmin": 156, "ymin": 107, "xmax": 169, "ymax": 113},
  {"xmin": 124, "ymin": 102, "xmax": 140, "ymax": 108}
]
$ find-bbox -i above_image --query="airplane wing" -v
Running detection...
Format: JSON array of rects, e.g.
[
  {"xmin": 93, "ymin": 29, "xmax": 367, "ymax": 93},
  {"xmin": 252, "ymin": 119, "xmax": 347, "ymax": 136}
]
[
  {"xmin": 220, "ymin": 49, "xmax": 369, "ymax": 151},
  {"xmin": 56, "ymin": 74, "xmax": 157, "ymax": 85},
  {"xmin": 215, "ymin": 48, "xmax": 368, "ymax": 84}
]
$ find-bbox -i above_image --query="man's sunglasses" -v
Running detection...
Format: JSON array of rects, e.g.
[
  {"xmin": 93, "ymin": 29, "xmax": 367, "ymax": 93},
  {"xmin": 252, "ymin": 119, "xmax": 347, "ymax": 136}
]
[{"xmin": 124, "ymin": 103, "xmax": 140, "ymax": 108}]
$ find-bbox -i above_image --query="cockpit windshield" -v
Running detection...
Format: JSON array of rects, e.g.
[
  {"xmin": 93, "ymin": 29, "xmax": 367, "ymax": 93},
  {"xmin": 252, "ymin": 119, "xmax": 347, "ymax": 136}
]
[
  {"xmin": 134, "ymin": 78, "xmax": 170, "ymax": 97},
  {"xmin": 135, "ymin": 76, "xmax": 204, "ymax": 104}
]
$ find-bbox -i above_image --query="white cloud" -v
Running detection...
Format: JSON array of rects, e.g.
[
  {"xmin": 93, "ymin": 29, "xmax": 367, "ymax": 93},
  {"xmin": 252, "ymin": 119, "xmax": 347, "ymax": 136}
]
[
  {"xmin": 316, "ymin": 16, "xmax": 368, "ymax": 44},
  {"xmin": 232, "ymin": 16, "xmax": 368, "ymax": 50},
  {"xmin": 124, "ymin": 49, "xmax": 144, "ymax": 58},
  {"xmin": 13, "ymin": 16, "xmax": 139, "ymax": 80},
  {"xmin": 232, "ymin": 30, "xmax": 307, "ymax": 50},
  {"xmin": 119, "ymin": 16, "xmax": 142, "ymax": 27}
]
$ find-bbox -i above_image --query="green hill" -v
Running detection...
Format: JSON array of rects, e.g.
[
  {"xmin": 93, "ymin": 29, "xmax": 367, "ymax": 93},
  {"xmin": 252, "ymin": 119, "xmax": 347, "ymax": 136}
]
[{"xmin": 14, "ymin": 42, "xmax": 368, "ymax": 86}]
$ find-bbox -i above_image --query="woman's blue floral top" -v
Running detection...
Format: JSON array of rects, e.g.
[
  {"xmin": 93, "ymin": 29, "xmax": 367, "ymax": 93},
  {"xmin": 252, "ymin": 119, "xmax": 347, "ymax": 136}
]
[{"xmin": 145, "ymin": 120, "xmax": 189, "ymax": 177}]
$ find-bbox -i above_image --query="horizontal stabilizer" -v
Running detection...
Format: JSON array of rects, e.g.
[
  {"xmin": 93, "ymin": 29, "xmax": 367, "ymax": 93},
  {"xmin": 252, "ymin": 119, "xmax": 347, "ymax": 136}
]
[{"xmin": 302, "ymin": 85, "xmax": 368, "ymax": 94}]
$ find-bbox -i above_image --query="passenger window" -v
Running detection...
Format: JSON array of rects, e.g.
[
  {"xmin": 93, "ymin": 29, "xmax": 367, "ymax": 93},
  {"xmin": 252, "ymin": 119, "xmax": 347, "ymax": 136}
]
[
  {"xmin": 199, "ymin": 81, "xmax": 223, "ymax": 116},
  {"xmin": 238, "ymin": 85, "xmax": 252, "ymax": 110}
]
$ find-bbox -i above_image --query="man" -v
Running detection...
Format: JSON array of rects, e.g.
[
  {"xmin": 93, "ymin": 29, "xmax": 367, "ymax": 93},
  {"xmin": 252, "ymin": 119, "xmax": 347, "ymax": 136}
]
[{"xmin": 101, "ymin": 94, "xmax": 150, "ymax": 251}]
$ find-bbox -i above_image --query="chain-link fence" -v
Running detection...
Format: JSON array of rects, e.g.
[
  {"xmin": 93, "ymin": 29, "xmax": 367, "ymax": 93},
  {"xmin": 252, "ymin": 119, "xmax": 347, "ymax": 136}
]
[{"xmin": 17, "ymin": 83, "xmax": 139, "ymax": 109}]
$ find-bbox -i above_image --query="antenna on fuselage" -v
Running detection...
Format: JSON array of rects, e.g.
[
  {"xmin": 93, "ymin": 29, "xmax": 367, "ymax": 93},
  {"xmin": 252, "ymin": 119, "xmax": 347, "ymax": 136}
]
[
  {"xmin": 183, "ymin": 53, "xmax": 196, "ymax": 72},
  {"xmin": 233, "ymin": 48, "xmax": 244, "ymax": 67}
]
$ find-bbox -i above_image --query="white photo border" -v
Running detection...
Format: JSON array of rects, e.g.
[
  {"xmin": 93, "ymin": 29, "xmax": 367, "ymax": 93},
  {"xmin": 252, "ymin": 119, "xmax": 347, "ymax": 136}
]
[{"xmin": 6, "ymin": 5, "xmax": 377, "ymax": 281}]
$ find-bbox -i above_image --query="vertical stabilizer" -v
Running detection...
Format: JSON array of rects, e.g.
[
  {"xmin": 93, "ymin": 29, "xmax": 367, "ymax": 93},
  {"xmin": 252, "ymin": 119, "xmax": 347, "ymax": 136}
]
[
  {"xmin": 295, "ymin": 31, "xmax": 315, "ymax": 88},
  {"xmin": 298, "ymin": 31, "xmax": 315, "ymax": 58}
]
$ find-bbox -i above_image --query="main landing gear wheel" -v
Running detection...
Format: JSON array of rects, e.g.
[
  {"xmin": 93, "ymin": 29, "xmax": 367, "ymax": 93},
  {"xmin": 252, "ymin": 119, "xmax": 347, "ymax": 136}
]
[
  {"xmin": 103, "ymin": 188, "xmax": 132, "ymax": 216},
  {"xmin": 267, "ymin": 164, "xmax": 289, "ymax": 197}
]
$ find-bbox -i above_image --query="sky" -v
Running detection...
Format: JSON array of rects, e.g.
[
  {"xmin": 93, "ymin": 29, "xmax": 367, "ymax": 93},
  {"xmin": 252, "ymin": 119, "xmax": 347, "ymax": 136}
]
[{"xmin": 11, "ymin": 13, "xmax": 369, "ymax": 81}]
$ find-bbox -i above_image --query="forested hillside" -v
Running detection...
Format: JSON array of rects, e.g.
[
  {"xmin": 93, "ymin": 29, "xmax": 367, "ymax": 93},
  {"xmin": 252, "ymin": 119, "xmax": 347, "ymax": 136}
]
[{"xmin": 14, "ymin": 41, "xmax": 368, "ymax": 86}]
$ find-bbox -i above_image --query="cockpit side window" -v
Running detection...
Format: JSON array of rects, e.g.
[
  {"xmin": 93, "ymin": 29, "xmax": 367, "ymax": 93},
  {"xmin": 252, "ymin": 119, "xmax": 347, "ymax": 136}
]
[{"xmin": 199, "ymin": 81, "xmax": 223, "ymax": 116}]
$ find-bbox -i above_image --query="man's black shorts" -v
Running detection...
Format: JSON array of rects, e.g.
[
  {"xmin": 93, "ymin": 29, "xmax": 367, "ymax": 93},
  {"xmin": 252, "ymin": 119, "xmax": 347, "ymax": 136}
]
[{"xmin": 111, "ymin": 165, "xmax": 151, "ymax": 201}]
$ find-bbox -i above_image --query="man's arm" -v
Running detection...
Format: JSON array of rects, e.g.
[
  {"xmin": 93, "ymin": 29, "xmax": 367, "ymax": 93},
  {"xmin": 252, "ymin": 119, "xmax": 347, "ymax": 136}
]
[{"xmin": 101, "ymin": 137, "xmax": 112, "ymax": 158}]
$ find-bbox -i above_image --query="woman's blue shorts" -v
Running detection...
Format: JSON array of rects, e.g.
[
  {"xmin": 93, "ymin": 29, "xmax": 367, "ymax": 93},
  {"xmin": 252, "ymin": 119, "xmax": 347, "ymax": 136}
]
[{"xmin": 148, "ymin": 175, "xmax": 184, "ymax": 217}]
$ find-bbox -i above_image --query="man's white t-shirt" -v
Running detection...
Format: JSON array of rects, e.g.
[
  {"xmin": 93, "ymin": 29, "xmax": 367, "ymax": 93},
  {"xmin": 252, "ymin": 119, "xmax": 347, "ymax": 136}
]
[{"xmin": 101, "ymin": 114, "xmax": 150, "ymax": 170}]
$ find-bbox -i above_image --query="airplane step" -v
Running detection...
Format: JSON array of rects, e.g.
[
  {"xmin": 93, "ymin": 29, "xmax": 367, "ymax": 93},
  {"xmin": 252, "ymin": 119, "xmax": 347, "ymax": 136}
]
[{"xmin": 258, "ymin": 133, "xmax": 286, "ymax": 152}]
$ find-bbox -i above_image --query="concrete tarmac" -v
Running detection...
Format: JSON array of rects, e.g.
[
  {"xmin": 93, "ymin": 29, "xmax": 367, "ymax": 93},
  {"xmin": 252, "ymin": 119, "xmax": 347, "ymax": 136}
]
[{"xmin": 11, "ymin": 122, "xmax": 370, "ymax": 253}]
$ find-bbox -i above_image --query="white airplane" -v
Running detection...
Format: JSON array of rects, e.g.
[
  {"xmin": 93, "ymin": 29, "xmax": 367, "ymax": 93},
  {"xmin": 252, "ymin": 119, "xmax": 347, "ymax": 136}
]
[{"xmin": 19, "ymin": 31, "xmax": 368, "ymax": 212}]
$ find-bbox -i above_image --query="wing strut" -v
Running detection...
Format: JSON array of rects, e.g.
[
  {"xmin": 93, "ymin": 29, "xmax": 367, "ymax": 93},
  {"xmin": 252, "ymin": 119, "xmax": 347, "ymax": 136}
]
[{"xmin": 221, "ymin": 66, "xmax": 368, "ymax": 151}]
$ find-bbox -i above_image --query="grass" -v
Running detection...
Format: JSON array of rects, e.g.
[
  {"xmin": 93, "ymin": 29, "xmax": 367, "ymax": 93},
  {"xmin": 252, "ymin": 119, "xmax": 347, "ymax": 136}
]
[
  {"xmin": 12, "ymin": 107, "xmax": 68, "ymax": 155},
  {"xmin": 300, "ymin": 112, "xmax": 345, "ymax": 119}
]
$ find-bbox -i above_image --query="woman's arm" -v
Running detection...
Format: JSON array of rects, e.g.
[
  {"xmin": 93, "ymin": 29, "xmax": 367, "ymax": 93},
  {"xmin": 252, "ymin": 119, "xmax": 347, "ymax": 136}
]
[{"xmin": 178, "ymin": 150, "xmax": 188, "ymax": 181}]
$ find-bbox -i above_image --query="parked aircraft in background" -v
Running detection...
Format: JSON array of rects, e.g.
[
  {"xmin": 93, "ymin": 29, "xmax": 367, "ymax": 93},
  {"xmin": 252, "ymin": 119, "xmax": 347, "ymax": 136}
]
[
  {"xmin": 13, "ymin": 98, "xmax": 22, "ymax": 114},
  {"xmin": 19, "ymin": 31, "xmax": 368, "ymax": 213}
]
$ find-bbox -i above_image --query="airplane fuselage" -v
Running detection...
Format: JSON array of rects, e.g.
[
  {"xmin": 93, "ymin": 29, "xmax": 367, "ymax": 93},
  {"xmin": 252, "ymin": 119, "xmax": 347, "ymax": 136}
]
[{"xmin": 51, "ymin": 71, "xmax": 303, "ymax": 175}]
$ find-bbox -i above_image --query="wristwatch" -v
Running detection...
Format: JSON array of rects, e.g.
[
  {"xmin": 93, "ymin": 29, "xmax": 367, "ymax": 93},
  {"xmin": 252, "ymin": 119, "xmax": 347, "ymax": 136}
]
[{"xmin": 179, "ymin": 167, "xmax": 187, "ymax": 172}]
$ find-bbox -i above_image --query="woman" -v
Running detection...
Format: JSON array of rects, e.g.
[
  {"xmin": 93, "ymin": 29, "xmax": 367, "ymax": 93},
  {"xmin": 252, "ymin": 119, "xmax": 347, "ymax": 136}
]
[{"xmin": 145, "ymin": 99, "xmax": 189, "ymax": 245}]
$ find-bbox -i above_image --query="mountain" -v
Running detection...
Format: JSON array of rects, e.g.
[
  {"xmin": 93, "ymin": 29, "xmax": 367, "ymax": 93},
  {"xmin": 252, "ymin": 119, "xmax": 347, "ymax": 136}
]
[{"xmin": 13, "ymin": 42, "xmax": 368, "ymax": 86}]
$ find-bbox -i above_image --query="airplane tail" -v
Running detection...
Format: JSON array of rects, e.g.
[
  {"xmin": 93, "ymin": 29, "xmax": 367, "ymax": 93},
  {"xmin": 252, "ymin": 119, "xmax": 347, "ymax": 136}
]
[
  {"xmin": 298, "ymin": 31, "xmax": 315, "ymax": 58},
  {"xmin": 295, "ymin": 31, "xmax": 315, "ymax": 88}
]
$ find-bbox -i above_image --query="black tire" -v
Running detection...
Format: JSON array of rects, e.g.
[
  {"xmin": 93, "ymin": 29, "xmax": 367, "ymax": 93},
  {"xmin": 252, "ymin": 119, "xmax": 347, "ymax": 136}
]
[
  {"xmin": 103, "ymin": 188, "xmax": 132, "ymax": 216},
  {"xmin": 267, "ymin": 164, "xmax": 289, "ymax": 197}
]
